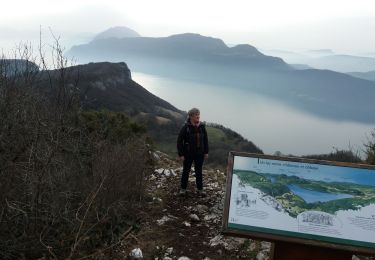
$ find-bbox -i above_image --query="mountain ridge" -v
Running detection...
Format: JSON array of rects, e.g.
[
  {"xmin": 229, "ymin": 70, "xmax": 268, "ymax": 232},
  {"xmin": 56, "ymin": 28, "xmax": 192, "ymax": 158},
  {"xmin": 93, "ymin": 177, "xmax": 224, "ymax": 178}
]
[
  {"xmin": 66, "ymin": 30, "xmax": 375, "ymax": 124},
  {"xmin": 348, "ymin": 70, "xmax": 375, "ymax": 82},
  {"xmin": 263, "ymin": 49, "xmax": 375, "ymax": 73},
  {"xmin": 68, "ymin": 33, "xmax": 290, "ymax": 70}
]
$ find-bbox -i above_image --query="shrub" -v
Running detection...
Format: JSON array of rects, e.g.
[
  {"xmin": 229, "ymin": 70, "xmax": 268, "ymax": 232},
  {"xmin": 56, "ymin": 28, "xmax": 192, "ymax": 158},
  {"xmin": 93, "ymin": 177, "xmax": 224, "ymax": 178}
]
[
  {"xmin": 365, "ymin": 129, "xmax": 375, "ymax": 165},
  {"xmin": 304, "ymin": 149, "xmax": 362, "ymax": 163},
  {"xmin": 0, "ymin": 44, "xmax": 152, "ymax": 259}
]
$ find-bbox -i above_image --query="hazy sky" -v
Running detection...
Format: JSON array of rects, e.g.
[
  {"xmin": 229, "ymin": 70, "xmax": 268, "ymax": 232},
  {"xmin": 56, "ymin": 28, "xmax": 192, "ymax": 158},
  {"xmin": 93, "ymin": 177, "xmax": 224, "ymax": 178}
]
[{"xmin": 1, "ymin": 0, "xmax": 375, "ymax": 54}]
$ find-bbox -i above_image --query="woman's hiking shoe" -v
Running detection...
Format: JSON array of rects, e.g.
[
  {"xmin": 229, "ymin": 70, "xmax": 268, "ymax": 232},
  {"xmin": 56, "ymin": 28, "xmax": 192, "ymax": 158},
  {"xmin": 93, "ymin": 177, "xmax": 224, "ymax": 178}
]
[
  {"xmin": 197, "ymin": 190, "xmax": 206, "ymax": 197},
  {"xmin": 179, "ymin": 189, "xmax": 187, "ymax": 196}
]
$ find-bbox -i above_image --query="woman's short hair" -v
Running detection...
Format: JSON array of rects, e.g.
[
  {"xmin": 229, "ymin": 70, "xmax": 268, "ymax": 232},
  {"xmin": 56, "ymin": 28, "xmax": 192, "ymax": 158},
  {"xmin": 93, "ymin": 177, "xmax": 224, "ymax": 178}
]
[{"xmin": 188, "ymin": 108, "xmax": 200, "ymax": 116}]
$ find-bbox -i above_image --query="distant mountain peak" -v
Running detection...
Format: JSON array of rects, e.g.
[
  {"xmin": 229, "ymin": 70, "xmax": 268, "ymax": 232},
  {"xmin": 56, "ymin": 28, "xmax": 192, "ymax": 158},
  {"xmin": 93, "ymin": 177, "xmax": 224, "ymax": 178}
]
[
  {"xmin": 93, "ymin": 26, "xmax": 141, "ymax": 41},
  {"xmin": 230, "ymin": 44, "xmax": 263, "ymax": 56}
]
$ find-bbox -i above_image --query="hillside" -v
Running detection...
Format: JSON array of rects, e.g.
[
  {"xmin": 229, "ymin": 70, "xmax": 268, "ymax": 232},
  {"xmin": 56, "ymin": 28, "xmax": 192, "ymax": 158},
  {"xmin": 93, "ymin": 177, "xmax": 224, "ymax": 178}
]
[{"xmin": 41, "ymin": 62, "xmax": 262, "ymax": 166}]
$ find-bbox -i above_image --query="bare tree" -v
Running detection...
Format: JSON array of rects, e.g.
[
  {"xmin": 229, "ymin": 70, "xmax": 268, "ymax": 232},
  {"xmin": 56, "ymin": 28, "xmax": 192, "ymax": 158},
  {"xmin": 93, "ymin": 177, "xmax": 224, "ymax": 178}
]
[
  {"xmin": 365, "ymin": 129, "xmax": 375, "ymax": 164},
  {"xmin": 0, "ymin": 37, "xmax": 152, "ymax": 259}
]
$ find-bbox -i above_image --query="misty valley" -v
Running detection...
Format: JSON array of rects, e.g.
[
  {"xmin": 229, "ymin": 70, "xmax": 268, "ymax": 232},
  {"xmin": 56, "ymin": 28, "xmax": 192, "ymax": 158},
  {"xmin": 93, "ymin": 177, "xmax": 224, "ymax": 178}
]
[
  {"xmin": 67, "ymin": 32, "xmax": 375, "ymax": 156},
  {"xmin": 132, "ymin": 71, "xmax": 374, "ymax": 156}
]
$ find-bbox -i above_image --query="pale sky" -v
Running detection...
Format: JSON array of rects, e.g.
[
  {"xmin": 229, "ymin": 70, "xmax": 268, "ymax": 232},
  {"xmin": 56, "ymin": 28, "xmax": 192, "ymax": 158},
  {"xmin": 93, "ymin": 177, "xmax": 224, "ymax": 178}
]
[{"xmin": 1, "ymin": 0, "xmax": 375, "ymax": 54}]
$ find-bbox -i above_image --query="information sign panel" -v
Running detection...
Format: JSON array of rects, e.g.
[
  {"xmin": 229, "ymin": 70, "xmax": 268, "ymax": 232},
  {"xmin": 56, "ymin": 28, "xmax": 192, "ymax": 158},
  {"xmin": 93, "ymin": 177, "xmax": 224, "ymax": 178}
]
[{"xmin": 222, "ymin": 152, "xmax": 375, "ymax": 254}]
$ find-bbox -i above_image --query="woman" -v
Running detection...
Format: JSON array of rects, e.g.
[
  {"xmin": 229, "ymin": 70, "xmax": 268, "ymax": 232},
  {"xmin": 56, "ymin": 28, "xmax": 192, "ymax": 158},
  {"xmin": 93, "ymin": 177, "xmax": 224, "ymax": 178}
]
[{"xmin": 177, "ymin": 108, "xmax": 209, "ymax": 197}]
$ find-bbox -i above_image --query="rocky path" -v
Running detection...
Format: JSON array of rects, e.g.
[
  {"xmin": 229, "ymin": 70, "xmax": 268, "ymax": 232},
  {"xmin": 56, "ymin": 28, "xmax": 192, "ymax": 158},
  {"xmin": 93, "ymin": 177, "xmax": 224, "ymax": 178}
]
[{"xmin": 117, "ymin": 151, "xmax": 272, "ymax": 259}]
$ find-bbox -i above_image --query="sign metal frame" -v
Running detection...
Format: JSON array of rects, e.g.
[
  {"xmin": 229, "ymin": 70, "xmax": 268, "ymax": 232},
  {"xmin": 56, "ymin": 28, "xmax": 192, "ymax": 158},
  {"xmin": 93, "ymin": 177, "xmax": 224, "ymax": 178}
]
[{"xmin": 222, "ymin": 151, "xmax": 375, "ymax": 255}]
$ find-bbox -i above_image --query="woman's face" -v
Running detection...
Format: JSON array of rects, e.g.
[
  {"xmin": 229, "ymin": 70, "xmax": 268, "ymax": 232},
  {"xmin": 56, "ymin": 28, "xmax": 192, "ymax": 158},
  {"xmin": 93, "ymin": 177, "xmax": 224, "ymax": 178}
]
[{"xmin": 190, "ymin": 113, "xmax": 200, "ymax": 124}]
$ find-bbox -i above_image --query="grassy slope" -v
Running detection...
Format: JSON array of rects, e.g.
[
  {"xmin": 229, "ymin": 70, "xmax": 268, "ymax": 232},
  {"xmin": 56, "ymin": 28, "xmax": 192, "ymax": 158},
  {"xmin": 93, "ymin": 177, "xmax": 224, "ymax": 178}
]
[{"xmin": 155, "ymin": 126, "xmax": 262, "ymax": 168}]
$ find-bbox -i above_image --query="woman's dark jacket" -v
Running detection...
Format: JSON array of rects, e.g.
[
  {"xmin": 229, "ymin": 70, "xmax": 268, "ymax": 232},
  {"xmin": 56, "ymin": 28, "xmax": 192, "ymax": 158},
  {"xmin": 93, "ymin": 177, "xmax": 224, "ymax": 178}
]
[{"xmin": 177, "ymin": 121, "xmax": 209, "ymax": 157}]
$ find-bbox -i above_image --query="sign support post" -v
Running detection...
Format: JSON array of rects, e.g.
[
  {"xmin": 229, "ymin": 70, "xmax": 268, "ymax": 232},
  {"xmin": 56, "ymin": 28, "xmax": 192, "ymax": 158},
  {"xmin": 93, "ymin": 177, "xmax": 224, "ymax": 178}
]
[{"xmin": 271, "ymin": 241, "xmax": 353, "ymax": 260}]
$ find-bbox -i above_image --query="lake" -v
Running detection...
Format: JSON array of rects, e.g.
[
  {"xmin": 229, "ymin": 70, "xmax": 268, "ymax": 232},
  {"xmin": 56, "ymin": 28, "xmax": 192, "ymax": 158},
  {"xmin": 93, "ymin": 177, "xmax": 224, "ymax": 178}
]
[
  {"xmin": 288, "ymin": 184, "xmax": 353, "ymax": 203},
  {"xmin": 132, "ymin": 71, "xmax": 375, "ymax": 157}
]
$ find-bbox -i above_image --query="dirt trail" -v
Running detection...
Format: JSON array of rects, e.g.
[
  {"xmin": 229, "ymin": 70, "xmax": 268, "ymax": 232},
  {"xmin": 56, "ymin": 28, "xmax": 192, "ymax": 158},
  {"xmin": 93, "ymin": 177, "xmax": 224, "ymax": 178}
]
[{"xmin": 117, "ymin": 151, "xmax": 271, "ymax": 260}]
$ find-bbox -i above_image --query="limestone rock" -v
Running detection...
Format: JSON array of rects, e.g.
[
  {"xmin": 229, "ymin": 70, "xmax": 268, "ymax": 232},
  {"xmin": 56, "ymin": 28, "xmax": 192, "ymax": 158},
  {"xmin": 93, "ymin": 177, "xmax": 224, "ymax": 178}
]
[
  {"xmin": 189, "ymin": 214, "xmax": 200, "ymax": 222},
  {"xmin": 130, "ymin": 248, "xmax": 143, "ymax": 259}
]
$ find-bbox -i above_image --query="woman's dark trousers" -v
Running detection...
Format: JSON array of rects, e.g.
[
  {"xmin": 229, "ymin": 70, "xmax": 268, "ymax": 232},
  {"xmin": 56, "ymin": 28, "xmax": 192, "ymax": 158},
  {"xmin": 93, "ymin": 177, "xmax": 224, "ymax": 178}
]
[{"xmin": 181, "ymin": 154, "xmax": 205, "ymax": 190}]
